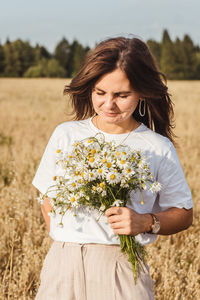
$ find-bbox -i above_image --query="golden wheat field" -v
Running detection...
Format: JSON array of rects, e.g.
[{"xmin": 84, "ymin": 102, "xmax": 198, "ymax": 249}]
[{"xmin": 0, "ymin": 78, "xmax": 199, "ymax": 300}]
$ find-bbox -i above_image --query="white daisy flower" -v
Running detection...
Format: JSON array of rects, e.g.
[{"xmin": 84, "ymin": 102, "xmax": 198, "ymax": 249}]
[
  {"xmin": 111, "ymin": 199, "xmax": 124, "ymax": 207},
  {"xmin": 47, "ymin": 210, "xmax": 56, "ymax": 218},
  {"xmin": 149, "ymin": 182, "xmax": 161, "ymax": 193},
  {"xmin": 99, "ymin": 204, "xmax": 106, "ymax": 211},
  {"xmin": 101, "ymin": 190, "xmax": 107, "ymax": 197},
  {"xmin": 68, "ymin": 194, "xmax": 79, "ymax": 207},
  {"xmin": 87, "ymin": 154, "xmax": 102, "ymax": 168},
  {"xmin": 106, "ymin": 171, "xmax": 121, "ymax": 185},
  {"xmin": 116, "ymin": 158, "xmax": 129, "ymax": 170},
  {"xmin": 36, "ymin": 193, "xmax": 44, "ymax": 204},
  {"xmin": 86, "ymin": 170, "xmax": 98, "ymax": 181}
]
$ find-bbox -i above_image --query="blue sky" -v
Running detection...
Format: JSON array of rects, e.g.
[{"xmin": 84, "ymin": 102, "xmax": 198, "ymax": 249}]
[{"xmin": 0, "ymin": 0, "xmax": 199, "ymax": 52}]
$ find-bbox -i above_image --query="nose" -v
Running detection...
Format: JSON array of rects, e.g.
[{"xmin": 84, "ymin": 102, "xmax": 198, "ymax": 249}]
[{"xmin": 104, "ymin": 95, "xmax": 116, "ymax": 110}]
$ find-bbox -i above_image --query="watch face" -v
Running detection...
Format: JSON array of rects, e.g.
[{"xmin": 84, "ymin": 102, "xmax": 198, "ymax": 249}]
[{"xmin": 152, "ymin": 222, "xmax": 160, "ymax": 234}]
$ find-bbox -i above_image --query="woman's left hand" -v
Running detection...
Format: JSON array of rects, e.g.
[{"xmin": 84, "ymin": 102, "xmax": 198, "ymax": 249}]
[
  {"xmin": 105, "ymin": 207, "xmax": 151, "ymax": 236},
  {"xmin": 105, "ymin": 206, "xmax": 193, "ymax": 236}
]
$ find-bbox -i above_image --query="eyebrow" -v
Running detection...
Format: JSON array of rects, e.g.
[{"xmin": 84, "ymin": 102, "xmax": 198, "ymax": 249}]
[{"xmin": 95, "ymin": 87, "xmax": 132, "ymax": 94}]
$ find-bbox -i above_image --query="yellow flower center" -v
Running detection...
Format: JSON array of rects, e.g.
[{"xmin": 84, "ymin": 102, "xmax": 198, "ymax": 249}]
[
  {"xmin": 93, "ymin": 186, "xmax": 97, "ymax": 191},
  {"xmin": 68, "ymin": 155, "xmax": 73, "ymax": 159},
  {"xmin": 104, "ymin": 152, "xmax": 108, "ymax": 157},
  {"xmin": 53, "ymin": 176, "xmax": 57, "ymax": 180},
  {"xmin": 120, "ymin": 160, "xmax": 125, "ymax": 164},
  {"xmin": 81, "ymin": 172, "xmax": 84, "ymax": 177},
  {"xmin": 116, "ymin": 151, "xmax": 120, "ymax": 156},
  {"xmin": 102, "ymin": 159, "xmax": 107, "ymax": 163},
  {"xmin": 88, "ymin": 139, "xmax": 92, "ymax": 143},
  {"xmin": 98, "ymin": 168, "xmax": 102, "ymax": 174},
  {"xmin": 122, "ymin": 152, "xmax": 126, "ymax": 155},
  {"xmin": 127, "ymin": 168, "xmax": 131, "ymax": 173},
  {"xmin": 57, "ymin": 193, "xmax": 60, "ymax": 197},
  {"xmin": 99, "ymin": 182, "xmax": 104, "ymax": 188},
  {"xmin": 110, "ymin": 174, "xmax": 116, "ymax": 180},
  {"xmin": 78, "ymin": 179, "xmax": 82, "ymax": 183},
  {"xmin": 89, "ymin": 157, "xmax": 95, "ymax": 163},
  {"xmin": 70, "ymin": 197, "xmax": 75, "ymax": 202},
  {"xmin": 74, "ymin": 171, "xmax": 79, "ymax": 175},
  {"xmin": 56, "ymin": 149, "xmax": 61, "ymax": 153},
  {"xmin": 72, "ymin": 182, "xmax": 76, "ymax": 187},
  {"xmin": 107, "ymin": 162, "xmax": 112, "ymax": 168},
  {"xmin": 90, "ymin": 149, "xmax": 96, "ymax": 154},
  {"xmin": 142, "ymin": 183, "xmax": 146, "ymax": 189},
  {"xmin": 90, "ymin": 173, "xmax": 94, "ymax": 177}
]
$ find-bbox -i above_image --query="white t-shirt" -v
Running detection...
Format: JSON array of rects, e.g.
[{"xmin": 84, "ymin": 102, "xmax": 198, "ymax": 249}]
[{"xmin": 32, "ymin": 117, "xmax": 193, "ymax": 245}]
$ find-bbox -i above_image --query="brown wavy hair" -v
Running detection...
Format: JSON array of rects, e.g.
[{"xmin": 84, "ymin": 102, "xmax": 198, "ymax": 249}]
[{"xmin": 64, "ymin": 36, "xmax": 175, "ymax": 143}]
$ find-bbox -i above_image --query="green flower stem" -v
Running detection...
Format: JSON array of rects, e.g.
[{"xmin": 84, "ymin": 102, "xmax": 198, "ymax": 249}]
[
  {"xmin": 119, "ymin": 234, "xmax": 146, "ymax": 283},
  {"xmin": 107, "ymin": 186, "xmax": 117, "ymax": 202}
]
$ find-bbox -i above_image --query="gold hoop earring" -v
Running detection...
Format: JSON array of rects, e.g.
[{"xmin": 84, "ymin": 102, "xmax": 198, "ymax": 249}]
[{"xmin": 139, "ymin": 99, "xmax": 146, "ymax": 117}]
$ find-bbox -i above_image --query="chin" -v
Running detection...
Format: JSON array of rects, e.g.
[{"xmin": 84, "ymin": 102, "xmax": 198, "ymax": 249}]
[
  {"xmin": 99, "ymin": 111, "xmax": 120, "ymax": 119},
  {"xmin": 102, "ymin": 115, "xmax": 121, "ymax": 123}
]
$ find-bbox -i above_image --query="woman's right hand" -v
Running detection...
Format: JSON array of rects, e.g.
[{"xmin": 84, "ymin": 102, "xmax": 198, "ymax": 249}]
[{"xmin": 41, "ymin": 197, "xmax": 53, "ymax": 233}]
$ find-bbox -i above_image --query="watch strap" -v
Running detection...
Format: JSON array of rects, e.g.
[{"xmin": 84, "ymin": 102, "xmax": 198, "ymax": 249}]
[{"xmin": 147, "ymin": 213, "xmax": 160, "ymax": 234}]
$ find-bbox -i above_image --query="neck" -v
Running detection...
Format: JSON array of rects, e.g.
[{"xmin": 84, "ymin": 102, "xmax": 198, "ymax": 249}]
[{"xmin": 93, "ymin": 115, "xmax": 140, "ymax": 134}]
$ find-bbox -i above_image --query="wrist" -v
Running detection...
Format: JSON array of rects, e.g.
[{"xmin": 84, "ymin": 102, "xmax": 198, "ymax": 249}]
[
  {"xmin": 142, "ymin": 213, "xmax": 153, "ymax": 233},
  {"xmin": 147, "ymin": 213, "xmax": 161, "ymax": 234}
]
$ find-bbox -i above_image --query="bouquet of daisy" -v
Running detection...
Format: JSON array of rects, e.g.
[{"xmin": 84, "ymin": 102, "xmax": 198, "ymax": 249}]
[{"xmin": 39, "ymin": 133, "xmax": 161, "ymax": 282}]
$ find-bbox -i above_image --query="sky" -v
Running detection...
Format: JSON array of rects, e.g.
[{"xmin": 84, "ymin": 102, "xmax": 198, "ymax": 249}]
[{"xmin": 0, "ymin": 0, "xmax": 200, "ymax": 53}]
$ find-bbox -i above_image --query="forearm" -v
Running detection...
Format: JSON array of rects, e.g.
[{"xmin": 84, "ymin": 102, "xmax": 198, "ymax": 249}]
[
  {"xmin": 105, "ymin": 206, "xmax": 193, "ymax": 236},
  {"xmin": 143, "ymin": 207, "xmax": 193, "ymax": 235},
  {"xmin": 41, "ymin": 205, "xmax": 50, "ymax": 233},
  {"xmin": 41, "ymin": 197, "xmax": 53, "ymax": 233}
]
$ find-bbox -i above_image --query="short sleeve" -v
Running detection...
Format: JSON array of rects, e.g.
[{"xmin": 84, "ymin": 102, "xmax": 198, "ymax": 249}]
[
  {"xmin": 157, "ymin": 143, "xmax": 193, "ymax": 210},
  {"xmin": 32, "ymin": 127, "xmax": 61, "ymax": 195}
]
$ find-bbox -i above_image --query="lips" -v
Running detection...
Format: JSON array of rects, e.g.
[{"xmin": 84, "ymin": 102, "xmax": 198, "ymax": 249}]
[{"xmin": 103, "ymin": 112, "xmax": 118, "ymax": 116}]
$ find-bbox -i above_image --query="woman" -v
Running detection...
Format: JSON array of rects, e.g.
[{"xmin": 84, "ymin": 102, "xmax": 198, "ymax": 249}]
[{"xmin": 32, "ymin": 36, "xmax": 193, "ymax": 300}]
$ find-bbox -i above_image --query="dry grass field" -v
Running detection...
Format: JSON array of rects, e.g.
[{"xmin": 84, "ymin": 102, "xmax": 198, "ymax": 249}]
[{"xmin": 0, "ymin": 78, "xmax": 199, "ymax": 300}]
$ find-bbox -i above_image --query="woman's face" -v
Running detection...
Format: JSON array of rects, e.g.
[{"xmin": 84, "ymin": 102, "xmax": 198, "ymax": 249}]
[{"xmin": 91, "ymin": 68, "xmax": 140, "ymax": 126}]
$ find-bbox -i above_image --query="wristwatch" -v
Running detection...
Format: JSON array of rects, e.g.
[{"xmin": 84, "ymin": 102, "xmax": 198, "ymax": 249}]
[{"xmin": 147, "ymin": 213, "xmax": 160, "ymax": 234}]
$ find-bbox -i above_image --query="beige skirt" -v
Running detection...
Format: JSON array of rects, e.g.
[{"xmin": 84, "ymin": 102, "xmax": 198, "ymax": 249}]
[{"xmin": 35, "ymin": 241, "xmax": 154, "ymax": 300}]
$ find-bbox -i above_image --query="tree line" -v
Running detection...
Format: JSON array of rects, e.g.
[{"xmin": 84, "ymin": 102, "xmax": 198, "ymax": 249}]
[
  {"xmin": 0, "ymin": 38, "xmax": 90, "ymax": 78},
  {"xmin": 0, "ymin": 29, "xmax": 200, "ymax": 79},
  {"xmin": 147, "ymin": 29, "xmax": 200, "ymax": 79}
]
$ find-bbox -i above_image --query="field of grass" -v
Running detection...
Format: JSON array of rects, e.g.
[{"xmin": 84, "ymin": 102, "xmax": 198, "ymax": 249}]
[{"xmin": 0, "ymin": 78, "xmax": 199, "ymax": 299}]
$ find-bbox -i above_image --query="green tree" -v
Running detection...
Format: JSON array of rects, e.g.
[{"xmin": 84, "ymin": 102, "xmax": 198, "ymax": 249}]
[
  {"xmin": 181, "ymin": 34, "xmax": 197, "ymax": 79},
  {"xmin": 3, "ymin": 40, "xmax": 16, "ymax": 76},
  {"xmin": 54, "ymin": 38, "xmax": 70, "ymax": 76},
  {"xmin": 68, "ymin": 40, "xmax": 89, "ymax": 77},
  {"xmin": 46, "ymin": 59, "xmax": 66, "ymax": 77},
  {"xmin": 3, "ymin": 39, "xmax": 35, "ymax": 76},
  {"xmin": 23, "ymin": 58, "xmax": 47, "ymax": 77},
  {"xmin": 0, "ymin": 43, "xmax": 5, "ymax": 75},
  {"xmin": 34, "ymin": 44, "xmax": 51, "ymax": 63},
  {"xmin": 160, "ymin": 29, "xmax": 177, "ymax": 79},
  {"xmin": 195, "ymin": 52, "xmax": 200, "ymax": 79},
  {"xmin": 147, "ymin": 39, "xmax": 161, "ymax": 67},
  {"xmin": 172, "ymin": 35, "xmax": 198, "ymax": 79},
  {"xmin": 24, "ymin": 58, "xmax": 66, "ymax": 77}
]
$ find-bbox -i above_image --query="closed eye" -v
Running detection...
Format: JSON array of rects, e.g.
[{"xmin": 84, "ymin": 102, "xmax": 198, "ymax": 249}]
[
  {"xmin": 96, "ymin": 92, "xmax": 105, "ymax": 96},
  {"xmin": 119, "ymin": 95, "xmax": 128, "ymax": 99}
]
